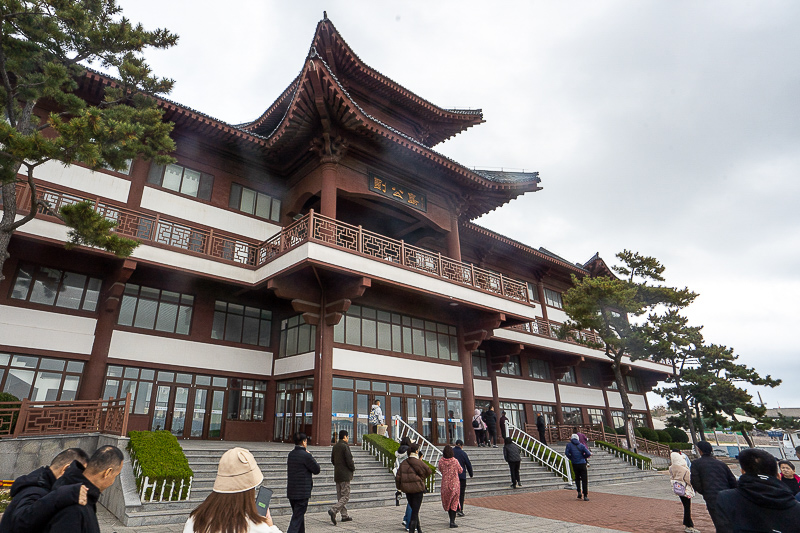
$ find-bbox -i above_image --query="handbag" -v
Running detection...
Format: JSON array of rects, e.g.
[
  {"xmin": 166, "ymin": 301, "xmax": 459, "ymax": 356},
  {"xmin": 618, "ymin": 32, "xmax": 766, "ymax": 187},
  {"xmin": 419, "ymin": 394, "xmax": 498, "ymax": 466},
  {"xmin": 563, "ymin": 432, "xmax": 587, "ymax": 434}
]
[{"xmin": 672, "ymin": 480, "xmax": 694, "ymax": 498}]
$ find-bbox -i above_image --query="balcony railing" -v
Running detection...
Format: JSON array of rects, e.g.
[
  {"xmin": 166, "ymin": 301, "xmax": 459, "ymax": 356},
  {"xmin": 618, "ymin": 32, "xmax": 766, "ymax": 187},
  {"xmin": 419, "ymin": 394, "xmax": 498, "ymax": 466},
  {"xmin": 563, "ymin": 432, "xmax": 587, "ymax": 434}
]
[
  {"xmin": 13, "ymin": 183, "xmax": 532, "ymax": 304},
  {"xmin": 508, "ymin": 317, "xmax": 604, "ymax": 346},
  {"xmin": 0, "ymin": 394, "xmax": 131, "ymax": 438}
]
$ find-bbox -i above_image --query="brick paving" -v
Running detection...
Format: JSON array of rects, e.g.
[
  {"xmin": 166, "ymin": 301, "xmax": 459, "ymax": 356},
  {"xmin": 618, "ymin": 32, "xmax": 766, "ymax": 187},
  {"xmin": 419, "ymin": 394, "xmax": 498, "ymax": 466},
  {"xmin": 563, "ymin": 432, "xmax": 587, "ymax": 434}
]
[{"xmin": 467, "ymin": 485, "xmax": 717, "ymax": 533}]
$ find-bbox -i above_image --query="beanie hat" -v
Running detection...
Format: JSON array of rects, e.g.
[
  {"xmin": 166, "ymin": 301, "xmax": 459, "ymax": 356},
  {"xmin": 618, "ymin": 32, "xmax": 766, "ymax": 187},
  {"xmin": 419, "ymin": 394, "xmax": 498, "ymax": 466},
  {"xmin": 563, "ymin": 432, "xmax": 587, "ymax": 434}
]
[
  {"xmin": 213, "ymin": 447, "xmax": 264, "ymax": 493},
  {"xmin": 571, "ymin": 433, "xmax": 579, "ymax": 441},
  {"xmin": 696, "ymin": 441, "xmax": 713, "ymax": 455}
]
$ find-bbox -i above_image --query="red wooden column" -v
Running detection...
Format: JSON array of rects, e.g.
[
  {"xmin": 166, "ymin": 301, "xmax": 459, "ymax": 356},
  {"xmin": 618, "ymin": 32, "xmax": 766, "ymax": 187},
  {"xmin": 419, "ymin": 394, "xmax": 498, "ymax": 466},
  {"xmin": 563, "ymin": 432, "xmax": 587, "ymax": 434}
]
[
  {"xmin": 312, "ymin": 305, "xmax": 335, "ymax": 445},
  {"xmin": 457, "ymin": 323, "xmax": 476, "ymax": 446},
  {"xmin": 78, "ymin": 259, "xmax": 137, "ymax": 400},
  {"xmin": 446, "ymin": 214, "xmax": 462, "ymax": 262},
  {"xmin": 320, "ymin": 162, "xmax": 338, "ymax": 219}
]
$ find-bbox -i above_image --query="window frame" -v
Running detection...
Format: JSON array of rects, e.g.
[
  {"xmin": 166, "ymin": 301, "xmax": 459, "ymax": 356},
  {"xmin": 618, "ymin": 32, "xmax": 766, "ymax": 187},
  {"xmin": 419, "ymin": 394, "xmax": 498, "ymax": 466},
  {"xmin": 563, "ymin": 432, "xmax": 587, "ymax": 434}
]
[
  {"xmin": 229, "ymin": 183, "xmax": 281, "ymax": 223},
  {"xmin": 117, "ymin": 283, "xmax": 195, "ymax": 335},
  {"xmin": 544, "ymin": 288, "xmax": 563, "ymax": 309},
  {"xmin": 147, "ymin": 162, "xmax": 214, "ymax": 201},
  {"xmin": 211, "ymin": 300, "xmax": 272, "ymax": 347},
  {"xmin": 0, "ymin": 353, "xmax": 84, "ymax": 402},
  {"xmin": 527, "ymin": 358, "xmax": 552, "ymax": 380},
  {"xmin": 9, "ymin": 263, "xmax": 102, "ymax": 313}
]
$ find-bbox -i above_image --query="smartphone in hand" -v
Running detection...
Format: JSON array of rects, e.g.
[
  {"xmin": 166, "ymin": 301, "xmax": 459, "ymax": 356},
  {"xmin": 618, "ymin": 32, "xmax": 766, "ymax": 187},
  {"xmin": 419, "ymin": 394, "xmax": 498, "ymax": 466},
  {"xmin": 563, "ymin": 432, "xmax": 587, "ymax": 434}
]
[{"xmin": 255, "ymin": 486, "xmax": 273, "ymax": 516}]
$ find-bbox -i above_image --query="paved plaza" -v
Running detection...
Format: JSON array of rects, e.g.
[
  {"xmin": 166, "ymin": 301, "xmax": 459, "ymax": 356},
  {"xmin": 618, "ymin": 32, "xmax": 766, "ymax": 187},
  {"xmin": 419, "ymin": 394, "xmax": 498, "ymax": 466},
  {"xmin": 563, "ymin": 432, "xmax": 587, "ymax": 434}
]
[{"xmin": 98, "ymin": 474, "xmax": 717, "ymax": 532}]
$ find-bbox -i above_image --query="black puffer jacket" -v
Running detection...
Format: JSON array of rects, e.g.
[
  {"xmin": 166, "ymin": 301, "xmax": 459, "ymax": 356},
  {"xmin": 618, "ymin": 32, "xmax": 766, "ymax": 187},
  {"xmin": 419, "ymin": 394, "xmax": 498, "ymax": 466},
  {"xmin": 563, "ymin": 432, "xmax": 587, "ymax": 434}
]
[
  {"xmin": 482, "ymin": 409, "xmax": 497, "ymax": 430},
  {"xmin": 44, "ymin": 463, "xmax": 101, "ymax": 533},
  {"xmin": 0, "ymin": 465, "xmax": 82, "ymax": 533},
  {"xmin": 503, "ymin": 442, "xmax": 521, "ymax": 463},
  {"xmin": 716, "ymin": 473, "xmax": 800, "ymax": 533},
  {"xmin": 286, "ymin": 445, "xmax": 321, "ymax": 500},
  {"xmin": 690, "ymin": 454, "xmax": 738, "ymax": 505}
]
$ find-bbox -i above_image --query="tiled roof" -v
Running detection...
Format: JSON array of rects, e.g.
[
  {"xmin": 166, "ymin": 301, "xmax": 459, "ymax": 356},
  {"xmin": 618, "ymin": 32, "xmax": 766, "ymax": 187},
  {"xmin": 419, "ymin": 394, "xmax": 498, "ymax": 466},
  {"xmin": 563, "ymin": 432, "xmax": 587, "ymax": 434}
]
[
  {"xmin": 472, "ymin": 169, "xmax": 541, "ymax": 184},
  {"xmin": 766, "ymin": 408, "xmax": 800, "ymax": 418}
]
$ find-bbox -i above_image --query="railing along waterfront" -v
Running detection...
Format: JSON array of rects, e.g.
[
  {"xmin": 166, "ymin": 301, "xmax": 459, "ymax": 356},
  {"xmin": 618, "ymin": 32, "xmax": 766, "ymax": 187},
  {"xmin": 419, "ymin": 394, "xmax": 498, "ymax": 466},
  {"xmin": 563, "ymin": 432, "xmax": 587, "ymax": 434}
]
[
  {"xmin": 534, "ymin": 424, "xmax": 670, "ymax": 459},
  {"xmin": 0, "ymin": 394, "xmax": 130, "ymax": 438},
  {"xmin": 507, "ymin": 423, "xmax": 573, "ymax": 485},
  {"xmin": 14, "ymin": 184, "xmax": 532, "ymax": 304}
]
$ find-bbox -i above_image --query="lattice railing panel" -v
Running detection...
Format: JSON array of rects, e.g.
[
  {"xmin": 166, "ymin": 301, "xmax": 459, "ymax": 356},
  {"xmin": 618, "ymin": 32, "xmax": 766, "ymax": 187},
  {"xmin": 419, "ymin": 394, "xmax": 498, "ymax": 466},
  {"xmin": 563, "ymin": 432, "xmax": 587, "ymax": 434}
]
[
  {"xmin": 361, "ymin": 231, "xmax": 401, "ymax": 263},
  {"xmin": 441, "ymin": 257, "xmax": 472, "ymax": 284},
  {"xmin": 473, "ymin": 267, "xmax": 503, "ymax": 295},
  {"xmin": 403, "ymin": 245, "xmax": 440, "ymax": 275},
  {"xmin": 0, "ymin": 395, "xmax": 130, "ymax": 438}
]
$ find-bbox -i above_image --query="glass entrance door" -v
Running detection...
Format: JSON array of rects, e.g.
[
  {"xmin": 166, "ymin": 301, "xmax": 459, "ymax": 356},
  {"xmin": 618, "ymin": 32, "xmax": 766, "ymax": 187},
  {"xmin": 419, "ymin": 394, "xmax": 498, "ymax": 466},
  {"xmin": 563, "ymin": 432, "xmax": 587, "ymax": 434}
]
[
  {"xmin": 150, "ymin": 384, "xmax": 225, "ymax": 439},
  {"xmin": 274, "ymin": 379, "xmax": 315, "ymax": 442}
]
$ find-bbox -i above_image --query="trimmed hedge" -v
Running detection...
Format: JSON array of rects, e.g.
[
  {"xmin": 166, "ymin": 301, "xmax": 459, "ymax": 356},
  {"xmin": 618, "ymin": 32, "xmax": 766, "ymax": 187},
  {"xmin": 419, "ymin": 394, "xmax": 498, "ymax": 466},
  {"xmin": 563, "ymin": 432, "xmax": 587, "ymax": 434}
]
[
  {"xmin": 668, "ymin": 442, "xmax": 694, "ymax": 451},
  {"xmin": 664, "ymin": 427, "xmax": 690, "ymax": 443},
  {"xmin": 638, "ymin": 427, "xmax": 659, "ymax": 442},
  {"xmin": 595, "ymin": 440, "xmax": 652, "ymax": 469},
  {"xmin": 361, "ymin": 434, "xmax": 437, "ymax": 486},
  {"xmin": 656, "ymin": 430, "xmax": 672, "ymax": 443},
  {"xmin": 128, "ymin": 431, "xmax": 193, "ymax": 500}
]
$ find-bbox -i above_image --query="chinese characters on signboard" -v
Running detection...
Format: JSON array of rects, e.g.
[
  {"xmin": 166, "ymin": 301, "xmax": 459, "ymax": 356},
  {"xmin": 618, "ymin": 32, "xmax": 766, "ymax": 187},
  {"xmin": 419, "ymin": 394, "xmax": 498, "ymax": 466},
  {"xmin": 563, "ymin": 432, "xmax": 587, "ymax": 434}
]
[{"xmin": 369, "ymin": 174, "xmax": 427, "ymax": 212}]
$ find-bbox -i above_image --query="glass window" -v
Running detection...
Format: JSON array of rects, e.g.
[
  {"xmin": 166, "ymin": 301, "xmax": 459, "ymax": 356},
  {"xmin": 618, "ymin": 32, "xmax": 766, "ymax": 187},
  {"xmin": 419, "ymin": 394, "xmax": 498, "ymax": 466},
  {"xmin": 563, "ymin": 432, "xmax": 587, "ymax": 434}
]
[
  {"xmin": 228, "ymin": 379, "xmax": 267, "ymax": 421},
  {"xmin": 544, "ymin": 288, "xmax": 563, "ymax": 309},
  {"xmin": 498, "ymin": 355, "xmax": 521, "ymax": 376},
  {"xmin": 499, "ymin": 401, "xmax": 526, "ymax": 429},
  {"xmin": 278, "ymin": 315, "xmax": 316, "ymax": 358},
  {"xmin": 472, "ymin": 351, "xmax": 488, "ymax": 377},
  {"xmin": 626, "ymin": 375, "xmax": 642, "ymax": 393},
  {"xmin": 334, "ymin": 304, "xmax": 457, "ymax": 361},
  {"xmin": 562, "ymin": 406, "xmax": 583, "ymax": 425},
  {"xmin": 532, "ymin": 404, "xmax": 556, "ymax": 426},
  {"xmin": 0, "ymin": 355, "xmax": 84, "ymax": 402},
  {"xmin": 212, "ymin": 300, "xmax": 272, "ymax": 347},
  {"xmin": 528, "ymin": 359, "xmax": 551, "ymax": 380},
  {"xmin": 9, "ymin": 263, "xmax": 101, "ymax": 312},
  {"xmin": 117, "ymin": 283, "xmax": 194, "ymax": 335},
  {"xmin": 526, "ymin": 281, "xmax": 539, "ymax": 302},
  {"xmin": 587, "ymin": 408, "xmax": 606, "ymax": 425},
  {"xmin": 557, "ymin": 367, "xmax": 577, "ymax": 384},
  {"xmin": 229, "ymin": 183, "xmax": 280, "ymax": 222},
  {"xmin": 147, "ymin": 162, "xmax": 214, "ymax": 201},
  {"xmin": 580, "ymin": 366, "xmax": 602, "ymax": 387},
  {"xmin": 611, "ymin": 410, "xmax": 624, "ymax": 430}
]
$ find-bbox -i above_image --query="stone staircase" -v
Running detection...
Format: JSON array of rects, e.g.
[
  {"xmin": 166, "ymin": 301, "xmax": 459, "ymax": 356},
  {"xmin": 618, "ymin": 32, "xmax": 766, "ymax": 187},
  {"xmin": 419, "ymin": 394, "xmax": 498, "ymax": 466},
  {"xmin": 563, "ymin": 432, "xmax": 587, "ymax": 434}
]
[
  {"xmin": 123, "ymin": 442, "xmax": 399, "ymax": 527},
  {"xmin": 119, "ymin": 440, "xmax": 660, "ymax": 526}
]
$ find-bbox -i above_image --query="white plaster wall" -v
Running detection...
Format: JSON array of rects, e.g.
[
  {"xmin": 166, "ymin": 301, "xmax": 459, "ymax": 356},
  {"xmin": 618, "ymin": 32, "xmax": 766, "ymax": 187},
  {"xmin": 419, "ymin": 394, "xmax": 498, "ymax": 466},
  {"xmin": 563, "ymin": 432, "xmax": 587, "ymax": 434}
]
[
  {"xmin": 332, "ymin": 348, "xmax": 463, "ymax": 385},
  {"xmin": 545, "ymin": 307, "xmax": 569, "ymax": 323},
  {"xmin": 273, "ymin": 352, "xmax": 315, "ymax": 375},
  {"xmin": 558, "ymin": 385, "xmax": 606, "ymax": 407},
  {"xmin": 108, "ymin": 330, "xmax": 272, "ymax": 375},
  {"xmin": 310, "ymin": 244, "xmax": 538, "ymax": 321},
  {"xmin": 491, "ymin": 328, "xmax": 671, "ymax": 374},
  {"xmin": 473, "ymin": 379, "xmax": 493, "ymax": 398},
  {"xmin": 497, "ymin": 376, "xmax": 557, "ymax": 403},
  {"xmin": 607, "ymin": 392, "xmax": 648, "ymax": 411},
  {"xmin": 35, "ymin": 161, "xmax": 131, "ymax": 203},
  {"xmin": 0, "ymin": 305, "xmax": 96, "ymax": 354},
  {"xmin": 141, "ymin": 188, "xmax": 281, "ymax": 241}
]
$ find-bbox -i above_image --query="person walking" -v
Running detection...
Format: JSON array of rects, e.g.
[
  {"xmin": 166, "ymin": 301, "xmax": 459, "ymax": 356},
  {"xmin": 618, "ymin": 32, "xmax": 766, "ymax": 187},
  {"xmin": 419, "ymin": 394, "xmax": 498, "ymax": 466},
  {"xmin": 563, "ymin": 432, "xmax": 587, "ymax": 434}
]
[
  {"xmin": 452, "ymin": 440, "xmax": 473, "ymax": 517},
  {"xmin": 369, "ymin": 400, "xmax": 383, "ymax": 434},
  {"xmin": 716, "ymin": 448, "xmax": 800, "ymax": 532},
  {"xmin": 183, "ymin": 447, "xmax": 281, "ymax": 533},
  {"xmin": 394, "ymin": 437, "xmax": 413, "ymax": 529},
  {"xmin": 779, "ymin": 460, "xmax": 800, "ymax": 496},
  {"xmin": 286, "ymin": 432, "xmax": 320, "ymax": 533},
  {"xmin": 499, "ymin": 411, "xmax": 509, "ymax": 439},
  {"xmin": 536, "ymin": 413, "xmax": 547, "ymax": 445},
  {"xmin": 0, "ymin": 448, "xmax": 89, "ymax": 533},
  {"xmin": 565, "ymin": 433, "xmax": 592, "ymax": 501},
  {"xmin": 690, "ymin": 440, "xmax": 737, "ymax": 531},
  {"xmin": 396, "ymin": 443, "xmax": 433, "ymax": 533},
  {"xmin": 482, "ymin": 406, "xmax": 498, "ymax": 448},
  {"xmin": 472, "ymin": 409, "xmax": 487, "ymax": 447},
  {"xmin": 437, "ymin": 446, "xmax": 463, "ymax": 529},
  {"xmin": 503, "ymin": 437, "xmax": 522, "ymax": 489},
  {"xmin": 44, "ymin": 446, "xmax": 124, "ymax": 533},
  {"xmin": 669, "ymin": 451, "xmax": 700, "ymax": 533},
  {"xmin": 328, "ymin": 430, "xmax": 355, "ymax": 525}
]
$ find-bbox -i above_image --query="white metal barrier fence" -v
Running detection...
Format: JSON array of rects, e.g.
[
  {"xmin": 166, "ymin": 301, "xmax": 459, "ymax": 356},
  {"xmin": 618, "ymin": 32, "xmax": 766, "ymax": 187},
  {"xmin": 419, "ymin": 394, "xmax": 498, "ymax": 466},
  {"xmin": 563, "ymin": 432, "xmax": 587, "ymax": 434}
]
[{"xmin": 507, "ymin": 423, "xmax": 573, "ymax": 486}]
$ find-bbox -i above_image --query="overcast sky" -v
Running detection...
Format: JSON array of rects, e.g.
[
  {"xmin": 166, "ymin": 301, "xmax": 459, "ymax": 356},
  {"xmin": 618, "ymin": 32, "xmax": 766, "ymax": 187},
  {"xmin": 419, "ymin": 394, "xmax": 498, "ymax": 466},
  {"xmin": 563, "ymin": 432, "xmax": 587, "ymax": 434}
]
[{"xmin": 116, "ymin": 1, "xmax": 800, "ymax": 409}]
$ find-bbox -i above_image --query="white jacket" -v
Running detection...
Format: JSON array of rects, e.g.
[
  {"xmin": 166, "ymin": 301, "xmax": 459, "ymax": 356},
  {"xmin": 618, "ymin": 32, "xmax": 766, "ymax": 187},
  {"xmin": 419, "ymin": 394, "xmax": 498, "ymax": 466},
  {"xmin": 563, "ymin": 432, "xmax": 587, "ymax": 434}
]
[{"xmin": 183, "ymin": 516, "xmax": 282, "ymax": 533}]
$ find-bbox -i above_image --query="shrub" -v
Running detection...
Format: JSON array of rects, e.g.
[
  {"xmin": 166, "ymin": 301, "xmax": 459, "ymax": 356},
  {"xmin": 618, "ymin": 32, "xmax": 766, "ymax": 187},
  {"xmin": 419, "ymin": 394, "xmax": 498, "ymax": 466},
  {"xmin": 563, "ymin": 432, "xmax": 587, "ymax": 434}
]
[
  {"xmin": 638, "ymin": 427, "xmax": 658, "ymax": 442},
  {"xmin": 128, "ymin": 430, "xmax": 193, "ymax": 501},
  {"xmin": 656, "ymin": 430, "xmax": 672, "ymax": 443},
  {"xmin": 603, "ymin": 426, "xmax": 617, "ymax": 436},
  {"xmin": 668, "ymin": 442, "xmax": 694, "ymax": 451},
  {"xmin": 596, "ymin": 440, "xmax": 652, "ymax": 469},
  {"xmin": 0, "ymin": 392, "xmax": 21, "ymax": 435},
  {"xmin": 664, "ymin": 427, "xmax": 689, "ymax": 443},
  {"xmin": 361, "ymin": 433, "xmax": 437, "ymax": 487}
]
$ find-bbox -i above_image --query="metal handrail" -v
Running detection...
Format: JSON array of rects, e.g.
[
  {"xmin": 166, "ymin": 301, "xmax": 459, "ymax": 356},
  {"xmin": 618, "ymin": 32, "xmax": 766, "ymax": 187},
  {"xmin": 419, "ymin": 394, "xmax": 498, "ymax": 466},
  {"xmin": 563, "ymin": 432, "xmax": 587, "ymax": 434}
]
[
  {"xmin": 507, "ymin": 423, "xmax": 573, "ymax": 486},
  {"xmin": 392, "ymin": 415, "xmax": 443, "ymax": 478}
]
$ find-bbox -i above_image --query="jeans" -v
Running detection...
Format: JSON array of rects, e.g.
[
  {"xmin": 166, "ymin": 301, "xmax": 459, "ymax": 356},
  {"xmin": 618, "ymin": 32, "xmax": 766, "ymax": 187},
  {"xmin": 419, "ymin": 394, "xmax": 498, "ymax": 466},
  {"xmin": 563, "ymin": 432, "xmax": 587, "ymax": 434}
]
[
  {"xmin": 573, "ymin": 463, "xmax": 588, "ymax": 495},
  {"xmin": 404, "ymin": 502, "xmax": 412, "ymax": 525},
  {"xmin": 287, "ymin": 498, "xmax": 309, "ymax": 533}
]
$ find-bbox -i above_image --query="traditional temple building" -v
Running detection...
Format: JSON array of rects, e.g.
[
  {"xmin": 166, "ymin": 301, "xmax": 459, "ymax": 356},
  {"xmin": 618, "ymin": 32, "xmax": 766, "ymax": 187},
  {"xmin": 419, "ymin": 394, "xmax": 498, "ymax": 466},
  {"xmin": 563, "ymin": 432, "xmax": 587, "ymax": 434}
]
[{"xmin": 0, "ymin": 16, "xmax": 669, "ymax": 445}]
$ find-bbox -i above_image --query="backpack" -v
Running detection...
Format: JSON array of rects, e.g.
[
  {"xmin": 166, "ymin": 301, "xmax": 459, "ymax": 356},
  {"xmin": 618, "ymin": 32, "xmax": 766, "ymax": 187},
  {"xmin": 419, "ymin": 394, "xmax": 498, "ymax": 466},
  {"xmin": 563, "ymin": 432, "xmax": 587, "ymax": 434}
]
[{"xmin": 472, "ymin": 418, "xmax": 480, "ymax": 428}]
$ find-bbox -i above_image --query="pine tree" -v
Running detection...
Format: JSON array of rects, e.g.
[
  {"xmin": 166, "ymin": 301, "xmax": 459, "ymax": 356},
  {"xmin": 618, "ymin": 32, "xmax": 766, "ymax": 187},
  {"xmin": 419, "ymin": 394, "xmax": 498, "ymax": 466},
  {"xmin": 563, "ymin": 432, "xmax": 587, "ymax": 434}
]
[{"xmin": 0, "ymin": 0, "xmax": 178, "ymax": 281}]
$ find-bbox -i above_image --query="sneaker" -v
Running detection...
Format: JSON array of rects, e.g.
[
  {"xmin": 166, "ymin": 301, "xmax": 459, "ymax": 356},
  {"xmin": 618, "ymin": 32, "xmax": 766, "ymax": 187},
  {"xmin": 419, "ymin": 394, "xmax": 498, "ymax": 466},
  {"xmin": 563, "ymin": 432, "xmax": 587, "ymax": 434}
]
[
  {"xmin": 456, "ymin": 511, "xmax": 464, "ymax": 517},
  {"xmin": 583, "ymin": 496, "xmax": 589, "ymax": 501},
  {"xmin": 684, "ymin": 528, "xmax": 700, "ymax": 533},
  {"xmin": 577, "ymin": 493, "xmax": 582, "ymax": 499},
  {"xmin": 517, "ymin": 482, "xmax": 522, "ymax": 487},
  {"xmin": 341, "ymin": 517, "xmax": 353, "ymax": 522},
  {"xmin": 492, "ymin": 444, "xmax": 498, "ymax": 448},
  {"xmin": 510, "ymin": 483, "xmax": 516, "ymax": 488},
  {"xmin": 449, "ymin": 523, "xmax": 458, "ymax": 528},
  {"xmin": 328, "ymin": 509, "xmax": 337, "ymax": 525}
]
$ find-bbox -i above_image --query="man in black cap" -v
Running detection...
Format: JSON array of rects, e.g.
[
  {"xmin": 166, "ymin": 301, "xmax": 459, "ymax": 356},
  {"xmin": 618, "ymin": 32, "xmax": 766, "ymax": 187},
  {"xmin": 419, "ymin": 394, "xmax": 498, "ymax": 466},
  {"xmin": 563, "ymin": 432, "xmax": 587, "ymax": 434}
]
[
  {"xmin": 716, "ymin": 448, "xmax": 800, "ymax": 533},
  {"xmin": 690, "ymin": 440, "xmax": 737, "ymax": 531}
]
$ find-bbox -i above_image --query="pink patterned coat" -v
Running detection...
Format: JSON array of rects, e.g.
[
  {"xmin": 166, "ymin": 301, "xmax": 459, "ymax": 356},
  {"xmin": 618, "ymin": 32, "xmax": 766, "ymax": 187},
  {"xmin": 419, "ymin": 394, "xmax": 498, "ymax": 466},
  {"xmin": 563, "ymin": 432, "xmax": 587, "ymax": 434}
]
[{"xmin": 438, "ymin": 456, "xmax": 463, "ymax": 511}]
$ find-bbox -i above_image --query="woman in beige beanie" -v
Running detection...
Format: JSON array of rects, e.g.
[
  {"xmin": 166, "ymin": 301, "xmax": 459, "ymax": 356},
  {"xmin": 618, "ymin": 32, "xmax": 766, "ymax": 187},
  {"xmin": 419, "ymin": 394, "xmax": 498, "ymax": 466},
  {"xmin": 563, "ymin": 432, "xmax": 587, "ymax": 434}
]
[{"xmin": 184, "ymin": 447, "xmax": 282, "ymax": 533}]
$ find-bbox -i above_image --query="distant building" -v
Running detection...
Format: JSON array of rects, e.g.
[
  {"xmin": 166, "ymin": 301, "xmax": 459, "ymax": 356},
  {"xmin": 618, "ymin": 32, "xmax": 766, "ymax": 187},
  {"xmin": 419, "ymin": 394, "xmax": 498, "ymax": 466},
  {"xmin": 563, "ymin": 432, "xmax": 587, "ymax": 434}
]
[
  {"xmin": 766, "ymin": 408, "xmax": 800, "ymax": 419},
  {"xmin": 0, "ymin": 16, "xmax": 670, "ymax": 444}
]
